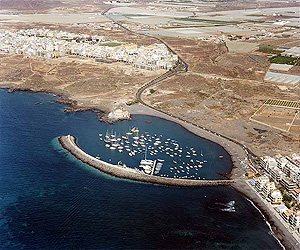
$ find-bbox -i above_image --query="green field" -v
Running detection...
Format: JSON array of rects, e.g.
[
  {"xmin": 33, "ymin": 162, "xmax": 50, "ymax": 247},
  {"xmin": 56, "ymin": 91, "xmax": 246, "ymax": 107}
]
[
  {"xmin": 175, "ymin": 17, "xmax": 241, "ymax": 25},
  {"xmin": 269, "ymin": 55, "xmax": 299, "ymax": 65},
  {"xmin": 101, "ymin": 42, "xmax": 123, "ymax": 47},
  {"xmin": 258, "ymin": 44, "xmax": 282, "ymax": 54}
]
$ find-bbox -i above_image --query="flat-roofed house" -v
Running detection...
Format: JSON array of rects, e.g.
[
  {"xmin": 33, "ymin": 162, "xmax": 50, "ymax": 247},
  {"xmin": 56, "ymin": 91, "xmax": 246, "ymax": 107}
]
[
  {"xmin": 270, "ymin": 189, "xmax": 283, "ymax": 205},
  {"xmin": 255, "ymin": 176, "xmax": 269, "ymax": 192},
  {"xmin": 263, "ymin": 182, "xmax": 276, "ymax": 196},
  {"xmin": 289, "ymin": 211, "xmax": 300, "ymax": 229}
]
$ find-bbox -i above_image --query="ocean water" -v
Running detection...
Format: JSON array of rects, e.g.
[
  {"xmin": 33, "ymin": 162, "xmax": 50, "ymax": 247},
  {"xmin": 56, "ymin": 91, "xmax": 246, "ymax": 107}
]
[{"xmin": 0, "ymin": 89, "xmax": 282, "ymax": 249}]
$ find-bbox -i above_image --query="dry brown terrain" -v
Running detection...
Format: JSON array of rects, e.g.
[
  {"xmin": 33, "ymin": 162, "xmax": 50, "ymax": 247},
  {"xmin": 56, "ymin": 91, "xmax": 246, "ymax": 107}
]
[
  {"xmin": 0, "ymin": 54, "xmax": 163, "ymax": 112},
  {"xmin": 161, "ymin": 37, "xmax": 269, "ymax": 81},
  {"xmin": 0, "ymin": 20, "xmax": 299, "ymax": 157},
  {"xmin": 251, "ymin": 105, "xmax": 300, "ymax": 134},
  {"xmin": 142, "ymin": 38, "xmax": 300, "ymax": 156}
]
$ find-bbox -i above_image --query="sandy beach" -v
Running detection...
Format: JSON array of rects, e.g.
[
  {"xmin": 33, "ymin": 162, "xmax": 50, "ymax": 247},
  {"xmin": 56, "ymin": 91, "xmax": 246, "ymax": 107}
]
[{"xmin": 233, "ymin": 180, "xmax": 300, "ymax": 250}]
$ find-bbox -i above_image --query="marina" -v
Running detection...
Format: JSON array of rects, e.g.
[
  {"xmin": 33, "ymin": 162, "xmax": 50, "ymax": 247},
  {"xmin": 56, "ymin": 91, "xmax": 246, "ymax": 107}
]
[
  {"xmin": 59, "ymin": 134, "xmax": 234, "ymax": 187},
  {"xmin": 0, "ymin": 90, "xmax": 284, "ymax": 250},
  {"xmin": 96, "ymin": 126, "xmax": 222, "ymax": 179}
]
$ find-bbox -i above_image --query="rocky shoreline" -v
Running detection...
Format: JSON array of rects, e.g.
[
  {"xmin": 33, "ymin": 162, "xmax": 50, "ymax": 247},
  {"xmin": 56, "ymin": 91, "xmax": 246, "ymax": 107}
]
[{"xmin": 2, "ymin": 86, "xmax": 298, "ymax": 249}]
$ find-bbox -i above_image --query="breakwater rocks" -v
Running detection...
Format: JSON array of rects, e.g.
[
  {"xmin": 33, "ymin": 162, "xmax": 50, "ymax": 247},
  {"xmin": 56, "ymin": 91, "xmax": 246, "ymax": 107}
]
[{"xmin": 59, "ymin": 135, "xmax": 234, "ymax": 187}]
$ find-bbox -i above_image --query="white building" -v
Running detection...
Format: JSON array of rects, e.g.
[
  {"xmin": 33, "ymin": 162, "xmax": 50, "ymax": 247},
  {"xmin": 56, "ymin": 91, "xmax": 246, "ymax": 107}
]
[
  {"xmin": 263, "ymin": 181, "xmax": 276, "ymax": 196},
  {"xmin": 270, "ymin": 190, "xmax": 283, "ymax": 205},
  {"xmin": 255, "ymin": 176, "xmax": 269, "ymax": 192},
  {"xmin": 269, "ymin": 166, "xmax": 285, "ymax": 182},
  {"xmin": 289, "ymin": 211, "xmax": 300, "ymax": 229}
]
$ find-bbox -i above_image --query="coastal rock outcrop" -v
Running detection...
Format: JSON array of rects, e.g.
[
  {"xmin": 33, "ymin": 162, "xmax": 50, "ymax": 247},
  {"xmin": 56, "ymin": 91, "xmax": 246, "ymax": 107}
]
[{"xmin": 103, "ymin": 108, "xmax": 131, "ymax": 123}]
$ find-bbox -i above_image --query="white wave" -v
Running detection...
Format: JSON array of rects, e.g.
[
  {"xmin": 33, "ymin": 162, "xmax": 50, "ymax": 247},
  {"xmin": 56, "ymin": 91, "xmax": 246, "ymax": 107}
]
[
  {"xmin": 246, "ymin": 198, "xmax": 286, "ymax": 250},
  {"xmin": 221, "ymin": 207, "xmax": 236, "ymax": 213}
]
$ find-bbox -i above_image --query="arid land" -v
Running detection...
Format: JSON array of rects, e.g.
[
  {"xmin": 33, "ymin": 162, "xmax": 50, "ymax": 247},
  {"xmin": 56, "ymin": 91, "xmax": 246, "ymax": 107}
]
[
  {"xmin": 0, "ymin": 0, "xmax": 299, "ymax": 157},
  {"xmin": 1, "ymin": 21, "xmax": 299, "ymax": 157}
]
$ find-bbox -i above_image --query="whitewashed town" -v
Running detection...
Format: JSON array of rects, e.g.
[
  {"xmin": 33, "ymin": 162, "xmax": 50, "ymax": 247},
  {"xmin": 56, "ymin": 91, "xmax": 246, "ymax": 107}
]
[
  {"xmin": 247, "ymin": 153, "xmax": 300, "ymax": 239},
  {"xmin": 0, "ymin": 29, "xmax": 178, "ymax": 71}
]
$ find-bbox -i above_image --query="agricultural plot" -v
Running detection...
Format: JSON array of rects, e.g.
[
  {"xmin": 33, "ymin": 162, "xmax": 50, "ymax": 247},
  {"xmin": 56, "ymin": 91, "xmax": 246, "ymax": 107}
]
[
  {"xmin": 289, "ymin": 113, "xmax": 300, "ymax": 134},
  {"xmin": 264, "ymin": 99, "xmax": 300, "ymax": 109},
  {"xmin": 250, "ymin": 99, "xmax": 300, "ymax": 134}
]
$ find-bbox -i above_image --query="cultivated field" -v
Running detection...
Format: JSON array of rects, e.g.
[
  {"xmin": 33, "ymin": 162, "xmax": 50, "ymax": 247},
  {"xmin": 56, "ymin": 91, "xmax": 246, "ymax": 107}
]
[{"xmin": 250, "ymin": 101, "xmax": 300, "ymax": 134}]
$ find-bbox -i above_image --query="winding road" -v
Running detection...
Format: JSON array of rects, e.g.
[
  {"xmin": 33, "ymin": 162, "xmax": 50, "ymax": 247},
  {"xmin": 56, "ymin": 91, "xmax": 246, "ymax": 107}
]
[{"xmin": 101, "ymin": 8, "xmax": 258, "ymax": 163}]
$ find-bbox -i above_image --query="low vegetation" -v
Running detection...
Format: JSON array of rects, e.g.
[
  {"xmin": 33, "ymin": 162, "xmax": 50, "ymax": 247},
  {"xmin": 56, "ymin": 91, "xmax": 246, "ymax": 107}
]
[
  {"xmin": 175, "ymin": 18, "xmax": 241, "ymax": 25},
  {"xmin": 258, "ymin": 44, "xmax": 282, "ymax": 54},
  {"xmin": 101, "ymin": 42, "xmax": 123, "ymax": 47},
  {"xmin": 269, "ymin": 55, "xmax": 299, "ymax": 66}
]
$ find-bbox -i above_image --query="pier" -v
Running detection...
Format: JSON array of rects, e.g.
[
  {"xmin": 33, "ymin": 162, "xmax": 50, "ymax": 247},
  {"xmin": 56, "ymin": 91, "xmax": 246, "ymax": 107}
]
[{"xmin": 59, "ymin": 135, "xmax": 234, "ymax": 187}]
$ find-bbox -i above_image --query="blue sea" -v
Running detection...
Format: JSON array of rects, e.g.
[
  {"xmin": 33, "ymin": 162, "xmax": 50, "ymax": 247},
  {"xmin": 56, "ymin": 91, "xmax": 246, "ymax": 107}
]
[{"xmin": 0, "ymin": 89, "xmax": 282, "ymax": 249}]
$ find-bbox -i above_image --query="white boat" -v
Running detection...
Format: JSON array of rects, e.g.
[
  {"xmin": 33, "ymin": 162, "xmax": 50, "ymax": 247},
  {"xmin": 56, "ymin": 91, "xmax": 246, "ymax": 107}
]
[
  {"xmin": 110, "ymin": 146, "xmax": 116, "ymax": 150},
  {"xmin": 105, "ymin": 144, "xmax": 110, "ymax": 148},
  {"xmin": 144, "ymin": 169, "xmax": 151, "ymax": 174}
]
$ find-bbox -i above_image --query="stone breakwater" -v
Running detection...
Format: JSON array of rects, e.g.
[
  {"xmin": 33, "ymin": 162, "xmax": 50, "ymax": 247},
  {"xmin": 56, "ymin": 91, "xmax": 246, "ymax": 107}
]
[{"xmin": 59, "ymin": 135, "xmax": 234, "ymax": 187}]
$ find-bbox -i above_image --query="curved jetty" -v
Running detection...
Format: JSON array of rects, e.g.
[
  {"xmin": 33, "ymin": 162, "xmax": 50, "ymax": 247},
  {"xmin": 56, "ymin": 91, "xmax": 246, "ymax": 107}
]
[{"xmin": 59, "ymin": 135, "xmax": 234, "ymax": 187}]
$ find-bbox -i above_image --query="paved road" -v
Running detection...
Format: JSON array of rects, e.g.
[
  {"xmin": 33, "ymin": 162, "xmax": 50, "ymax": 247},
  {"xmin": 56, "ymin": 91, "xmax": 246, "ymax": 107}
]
[{"xmin": 101, "ymin": 8, "xmax": 257, "ymax": 161}]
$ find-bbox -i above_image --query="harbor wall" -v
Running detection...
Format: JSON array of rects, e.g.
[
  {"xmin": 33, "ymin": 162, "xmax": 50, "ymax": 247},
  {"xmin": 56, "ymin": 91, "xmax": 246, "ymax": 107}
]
[{"xmin": 59, "ymin": 135, "xmax": 234, "ymax": 187}]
